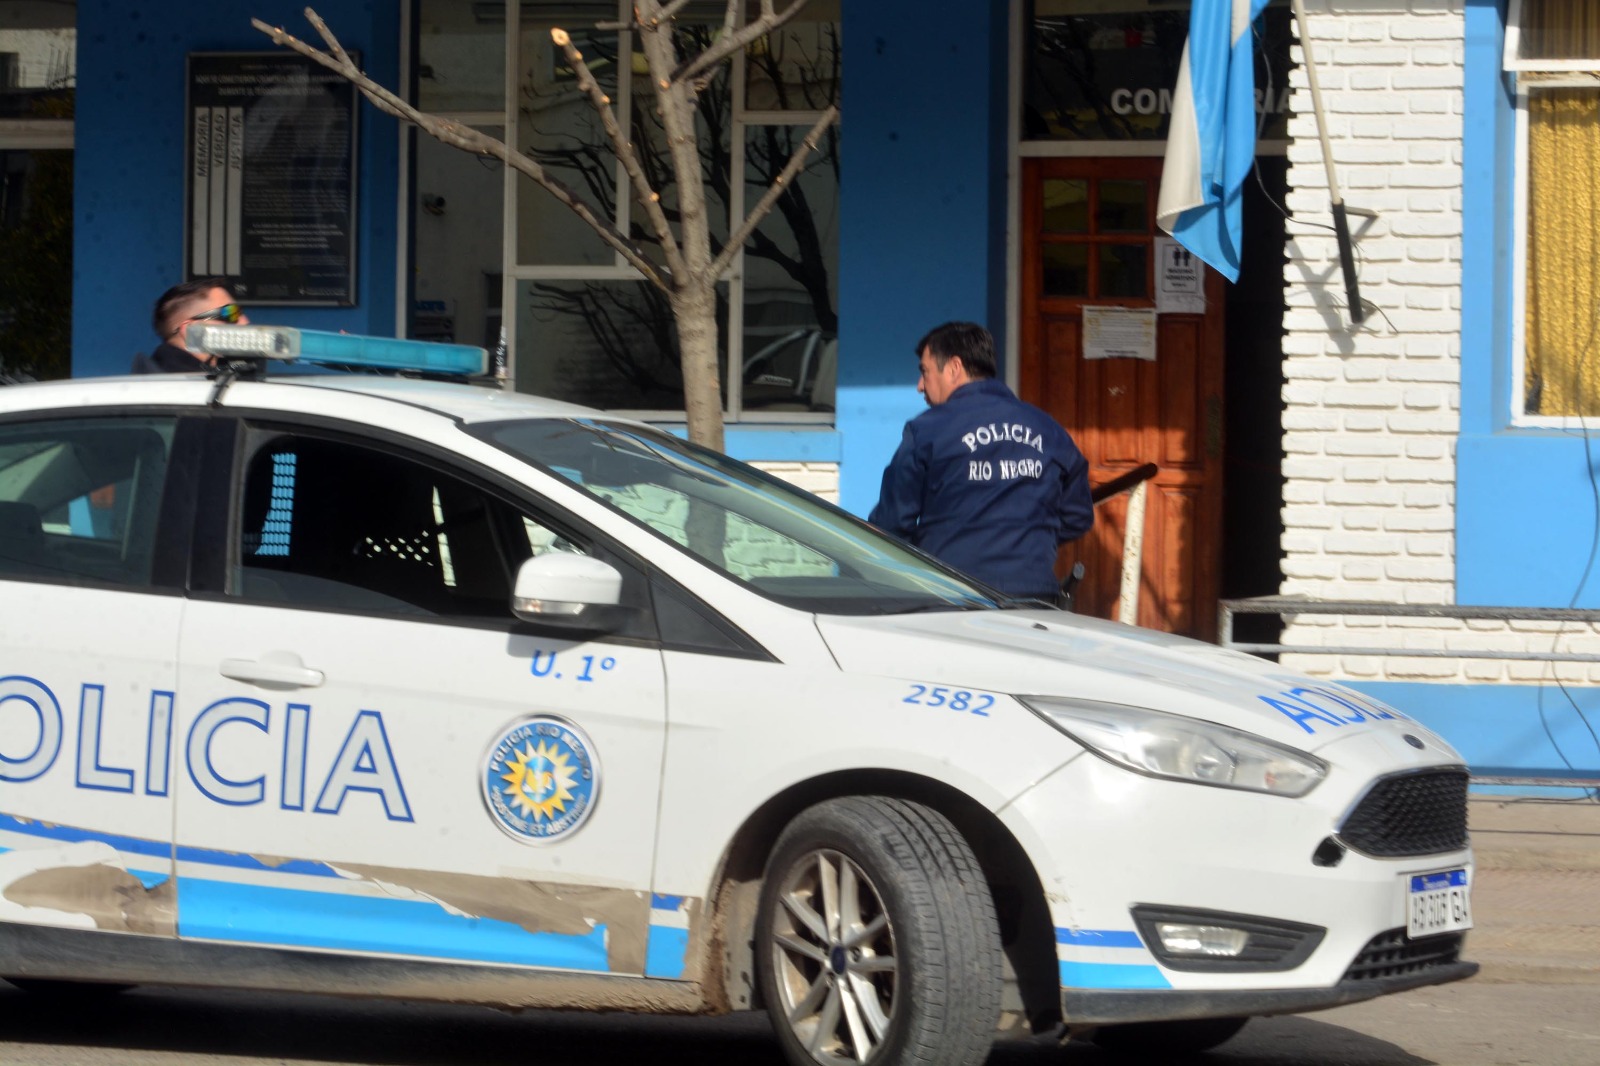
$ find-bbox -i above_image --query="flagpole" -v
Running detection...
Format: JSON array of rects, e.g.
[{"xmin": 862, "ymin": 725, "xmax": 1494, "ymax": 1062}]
[{"xmin": 1288, "ymin": 0, "xmax": 1366, "ymax": 325}]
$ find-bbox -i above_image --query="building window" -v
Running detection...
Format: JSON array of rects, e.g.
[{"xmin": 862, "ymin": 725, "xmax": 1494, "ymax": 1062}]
[
  {"xmin": 0, "ymin": 416, "xmax": 174, "ymax": 587},
  {"xmin": 1520, "ymin": 87, "xmax": 1600, "ymax": 418},
  {"xmin": 0, "ymin": 1, "xmax": 74, "ymax": 382},
  {"xmin": 408, "ymin": 1, "xmax": 839, "ymax": 420},
  {"xmin": 1022, "ymin": 1, "xmax": 1291, "ymax": 144},
  {"xmin": 1505, "ymin": 0, "xmax": 1600, "ymax": 70},
  {"xmin": 1508, "ymin": 0, "xmax": 1600, "ymax": 419}
]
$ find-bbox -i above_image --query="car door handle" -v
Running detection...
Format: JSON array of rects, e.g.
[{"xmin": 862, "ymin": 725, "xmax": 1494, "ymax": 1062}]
[{"xmin": 219, "ymin": 651, "xmax": 325, "ymax": 688}]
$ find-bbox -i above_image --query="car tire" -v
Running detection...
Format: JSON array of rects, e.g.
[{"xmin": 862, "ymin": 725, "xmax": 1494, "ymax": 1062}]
[
  {"xmin": 755, "ymin": 795, "xmax": 1002, "ymax": 1066},
  {"xmin": 1090, "ymin": 1016, "xmax": 1250, "ymax": 1055}
]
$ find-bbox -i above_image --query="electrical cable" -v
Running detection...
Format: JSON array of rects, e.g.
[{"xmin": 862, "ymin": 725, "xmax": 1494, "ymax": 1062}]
[
  {"xmin": 1249, "ymin": 19, "xmax": 1383, "ymax": 329},
  {"xmin": 1535, "ymin": 168, "xmax": 1600, "ymax": 801}
]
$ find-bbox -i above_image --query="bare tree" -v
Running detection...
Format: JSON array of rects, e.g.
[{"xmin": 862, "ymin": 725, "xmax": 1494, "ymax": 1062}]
[
  {"xmin": 254, "ymin": 3, "xmax": 838, "ymax": 452},
  {"xmin": 515, "ymin": 21, "xmax": 839, "ymax": 408}
]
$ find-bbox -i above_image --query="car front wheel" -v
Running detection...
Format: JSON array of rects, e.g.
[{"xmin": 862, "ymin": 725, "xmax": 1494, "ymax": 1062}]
[{"xmin": 755, "ymin": 795, "xmax": 1002, "ymax": 1066}]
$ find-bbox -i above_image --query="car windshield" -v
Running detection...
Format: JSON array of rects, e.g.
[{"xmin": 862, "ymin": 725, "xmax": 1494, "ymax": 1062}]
[{"xmin": 470, "ymin": 418, "xmax": 1003, "ymax": 614}]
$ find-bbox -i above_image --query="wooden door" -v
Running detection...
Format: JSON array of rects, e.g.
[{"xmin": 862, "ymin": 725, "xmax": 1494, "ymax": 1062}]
[{"xmin": 1020, "ymin": 157, "xmax": 1225, "ymax": 639}]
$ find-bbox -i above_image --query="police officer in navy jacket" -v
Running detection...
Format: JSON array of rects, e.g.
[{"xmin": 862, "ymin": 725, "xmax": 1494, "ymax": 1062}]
[
  {"xmin": 132, "ymin": 278, "xmax": 248, "ymax": 374},
  {"xmin": 869, "ymin": 321, "xmax": 1093, "ymax": 601}
]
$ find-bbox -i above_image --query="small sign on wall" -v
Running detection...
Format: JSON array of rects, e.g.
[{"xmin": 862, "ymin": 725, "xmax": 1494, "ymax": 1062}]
[
  {"xmin": 1083, "ymin": 306, "xmax": 1157, "ymax": 361},
  {"xmin": 1155, "ymin": 236, "xmax": 1206, "ymax": 315},
  {"xmin": 186, "ymin": 52, "xmax": 359, "ymax": 306}
]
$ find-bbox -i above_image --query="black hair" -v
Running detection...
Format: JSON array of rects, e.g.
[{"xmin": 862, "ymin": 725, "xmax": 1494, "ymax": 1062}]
[
  {"xmin": 915, "ymin": 320, "xmax": 996, "ymax": 380},
  {"xmin": 152, "ymin": 277, "xmax": 237, "ymax": 337}
]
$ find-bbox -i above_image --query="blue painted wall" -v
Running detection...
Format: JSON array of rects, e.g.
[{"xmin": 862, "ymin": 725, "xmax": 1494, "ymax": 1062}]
[
  {"xmin": 1354, "ymin": 682, "xmax": 1600, "ymax": 792},
  {"xmin": 1456, "ymin": 0, "xmax": 1600, "ymax": 609},
  {"xmin": 833, "ymin": 0, "xmax": 1010, "ymax": 517},
  {"xmin": 73, "ymin": 1, "xmax": 399, "ymax": 378}
]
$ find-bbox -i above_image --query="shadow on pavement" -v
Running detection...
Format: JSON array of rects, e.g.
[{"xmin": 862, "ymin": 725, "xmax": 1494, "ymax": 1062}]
[{"xmin": 0, "ymin": 983, "xmax": 1434, "ymax": 1066}]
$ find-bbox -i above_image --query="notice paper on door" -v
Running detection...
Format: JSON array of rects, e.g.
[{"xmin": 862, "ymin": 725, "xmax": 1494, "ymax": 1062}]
[
  {"xmin": 1155, "ymin": 236, "xmax": 1207, "ymax": 315},
  {"xmin": 1082, "ymin": 306, "xmax": 1157, "ymax": 361}
]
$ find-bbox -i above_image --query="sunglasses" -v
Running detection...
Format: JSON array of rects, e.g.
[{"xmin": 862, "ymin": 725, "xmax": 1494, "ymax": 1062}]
[{"xmin": 191, "ymin": 303, "xmax": 244, "ymax": 325}]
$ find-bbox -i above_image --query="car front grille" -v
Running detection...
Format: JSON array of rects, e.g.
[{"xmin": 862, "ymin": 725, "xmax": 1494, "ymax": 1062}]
[
  {"xmin": 1338, "ymin": 768, "xmax": 1469, "ymax": 857},
  {"xmin": 1342, "ymin": 928, "xmax": 1465, "ymax": 981}
]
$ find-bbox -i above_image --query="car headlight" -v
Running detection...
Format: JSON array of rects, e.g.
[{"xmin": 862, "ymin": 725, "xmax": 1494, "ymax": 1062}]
[{"xmin": 1020, "ymin": 696, "xmax": 1327, "ymax": 797}]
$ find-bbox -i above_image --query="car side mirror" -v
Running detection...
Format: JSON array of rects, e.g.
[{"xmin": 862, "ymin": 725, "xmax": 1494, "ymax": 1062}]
[{"xmin": 511, "ymin": 553, "xmax": 624, "ymax": 630}]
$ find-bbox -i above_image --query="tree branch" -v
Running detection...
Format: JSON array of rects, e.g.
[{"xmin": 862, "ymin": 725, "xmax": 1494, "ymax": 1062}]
[
  {"xmin": 672, "ymin": 0, "xmax": 810, "ymax": 87},
  {"xmin": 717, "ymin": 0, "xmax": 740, "ymax": 41},
  {"xmin": 550, "ymin": 27, "xmax": 686, "ymax": 283},
  {"xmin": 596, "ymin": 1, "xmax": 706, "ymax": 34},
  {"xmin": 706, "ymin": 105, "xmax": 837, "ymax": 284},
  {"xmin": 661, "ymin": 0, "xmax": 709, "ymax": 26},
  {"xmin": 253, "ymin": 9, "xmax": 671, "ymax": 293}
]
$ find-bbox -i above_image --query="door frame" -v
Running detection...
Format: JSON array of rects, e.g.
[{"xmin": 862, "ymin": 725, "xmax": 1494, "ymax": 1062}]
[{"xmin": 1017, "ymin": 155, "xmax": 1226, "ymax": 637}]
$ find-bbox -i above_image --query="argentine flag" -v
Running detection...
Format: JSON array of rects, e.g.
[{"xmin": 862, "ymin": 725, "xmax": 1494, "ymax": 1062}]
[{"xmin": 1156, "ymin": 0, "xmax": 1271, "ymax": 283}]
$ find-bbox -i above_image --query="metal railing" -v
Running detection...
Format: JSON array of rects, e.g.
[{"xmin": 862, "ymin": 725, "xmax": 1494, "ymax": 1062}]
[{"xmin": 1218, "ymin": 597, "xmax": 1600, "ymax": 662}]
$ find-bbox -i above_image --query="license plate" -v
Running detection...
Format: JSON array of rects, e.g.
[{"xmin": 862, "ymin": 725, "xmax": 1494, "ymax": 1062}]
[{"xmin": 1406, "ymin": 868, "xmax": 1471, "ymax": 938}]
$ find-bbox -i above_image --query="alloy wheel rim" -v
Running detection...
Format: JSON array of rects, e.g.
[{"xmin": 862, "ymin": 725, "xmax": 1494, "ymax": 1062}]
[{"xmin": 769, "ymin": 847, "xmax": 898, "ymax": 1064}]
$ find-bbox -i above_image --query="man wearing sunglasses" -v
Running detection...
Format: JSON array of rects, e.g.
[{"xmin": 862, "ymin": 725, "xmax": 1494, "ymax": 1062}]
[{"xmin": 131, "ymin": 278, "xmax": 250, "ymax": 373}]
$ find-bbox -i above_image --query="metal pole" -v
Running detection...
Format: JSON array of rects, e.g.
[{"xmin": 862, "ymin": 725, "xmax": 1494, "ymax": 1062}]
[
  {"xmin": 1288, "ymin": 0, "xmax": 1365, "ymax": 324},
  {"xmin": 1117, "ymin": 480, "xmax": 1149, "ymax": 625}
]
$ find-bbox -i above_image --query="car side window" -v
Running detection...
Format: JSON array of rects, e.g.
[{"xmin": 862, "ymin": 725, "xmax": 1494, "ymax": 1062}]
[
  {"xmin": 232, "ymin": 432, "xmax": 584, "ymax": 619},
  {"xmin": 0, "ymin": 416, "xmax": 175, "ymax": 587},
  {"xmin": 591, "ymin": 482, "xmax": 837, "ymax": 581}
]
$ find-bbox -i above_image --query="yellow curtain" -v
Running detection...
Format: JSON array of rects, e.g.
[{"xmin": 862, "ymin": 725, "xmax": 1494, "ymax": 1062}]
[
  {"xmin": 1526, "ymin": 88, "xmax": 1600, "ymax": 416},
  {"xmin": 1521, "ymin": 0, "xmax": 1600, "ymax": 60}
]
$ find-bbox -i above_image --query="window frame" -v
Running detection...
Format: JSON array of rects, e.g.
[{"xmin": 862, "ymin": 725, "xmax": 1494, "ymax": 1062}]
[
  {"xmin": 0, "ymin": 119, "xmax": 71, "ymax": 151},
  {"xmin": 186, "ymin": 407, "xmax": 767, "ymax": 652},
  {"xmin": 225, "ymin": 417, "xmax": 604, "ymax": 623},
  {"xmin": 1506, "ymin": 61, "xmax": 1600, "ymax": 425},
  {"xmin": 0, "ymin": 3, "xmax": 75, "ymax": 150},
  {"xmin": 406, "ymin": 0, "xmax": 838, "ymax": 424},
  {"xmin": 0, "ymin": 409, "xmax": 194, "ymax": 592},
  {"xmin": 1503, "ymin": 0, "xmax": 1600, "ymax": 73},
  {"xmin": 205, "ymin": 412, "xmax": 669, "ymax": 644}
]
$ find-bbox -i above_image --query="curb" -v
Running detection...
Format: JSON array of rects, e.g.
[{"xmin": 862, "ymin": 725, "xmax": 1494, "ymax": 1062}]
[{"xmin": 1469, "ymin": 959, "xmax": 1600, "ymax": 985}]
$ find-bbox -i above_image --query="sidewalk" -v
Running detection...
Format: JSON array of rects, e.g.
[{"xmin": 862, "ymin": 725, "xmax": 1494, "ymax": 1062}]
[{"xmin": 1464, "ymin": 794, "xmax": 1600, "ymax": 983}]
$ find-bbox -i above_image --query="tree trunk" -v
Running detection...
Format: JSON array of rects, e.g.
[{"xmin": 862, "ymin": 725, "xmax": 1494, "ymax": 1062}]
[
  {"xmin": 673, "ymin": 282, "xmax": 724, "ymax": 453},
  {"xmin": 638, "ymin": 8, "xmax": 723, "ymax": 452}
]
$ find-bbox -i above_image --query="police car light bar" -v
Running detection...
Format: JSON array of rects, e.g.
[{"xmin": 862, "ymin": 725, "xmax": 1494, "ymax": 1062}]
[
  {"xmin": 185, "ymin": 324, "xmax": 489, "ymax": 377},
  {"xmin": 298, "ymin": 328, "xmax": 489, "ymax": 376},
  {"xmin": 186, "ymin": 323, "xmax": 300, "ymax": 359}
]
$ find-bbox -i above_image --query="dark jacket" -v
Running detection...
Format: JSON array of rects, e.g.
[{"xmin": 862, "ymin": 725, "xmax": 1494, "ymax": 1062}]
[
  {"xmin": 131, "ymin": 342, "xmax": 207, "ymax": 374},
  {"xmin": 869, "ymin": 378, "xmax": 1093, "ymax": 597}
]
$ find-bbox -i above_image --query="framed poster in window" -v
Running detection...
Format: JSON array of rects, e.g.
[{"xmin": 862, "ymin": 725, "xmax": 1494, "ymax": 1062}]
[{"xmin": 185, "ymin": 52, "xmax": 359, "ymax": 306}]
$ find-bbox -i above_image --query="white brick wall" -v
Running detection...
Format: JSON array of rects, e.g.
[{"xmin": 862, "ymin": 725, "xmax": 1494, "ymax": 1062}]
[
  {"xmin": 1277, "ymin": 2, "xmax": 1547, "ymax": 680},
  {"xmin": 1276, "ymin": 2, "xmax": 1600, "ymax": 683},
  {"xmin": 751, "ymin": 461, "xmax": 840, "ymax": 503}
]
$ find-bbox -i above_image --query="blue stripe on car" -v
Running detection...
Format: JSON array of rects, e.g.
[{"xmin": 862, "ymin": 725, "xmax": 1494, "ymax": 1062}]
[
  {"xmin": 1054, "ymin": 927, "xmax": 1144, "ymax": 949},
  {"xmin": 1058, "ymin": 960, "xmax": 1172, "ymax": 989},
  {"xmin": 179, "ymin": 877, "xmax": 611, "ymax": 971}
]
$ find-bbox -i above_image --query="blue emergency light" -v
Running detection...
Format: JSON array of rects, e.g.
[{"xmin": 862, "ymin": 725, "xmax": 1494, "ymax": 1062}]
[{"xmin": 184, "ymin": 323, "xmax": 489, "ymax": 377}]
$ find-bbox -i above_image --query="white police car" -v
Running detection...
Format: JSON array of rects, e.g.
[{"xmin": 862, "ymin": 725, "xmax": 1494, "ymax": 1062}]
[{"xmin": 0, "ymin": 327, "xmax": 1474, "ymax": 1064}]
